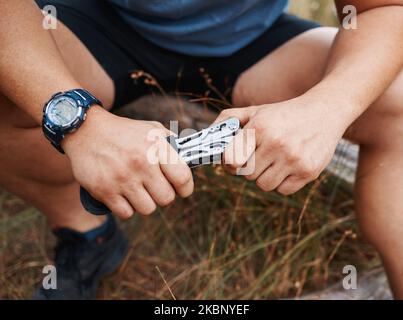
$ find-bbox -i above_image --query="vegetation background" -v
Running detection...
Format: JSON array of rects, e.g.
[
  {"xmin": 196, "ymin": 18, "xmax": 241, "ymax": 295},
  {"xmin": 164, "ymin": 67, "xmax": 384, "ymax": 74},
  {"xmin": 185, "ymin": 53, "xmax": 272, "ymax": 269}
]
[{"xmin": 0, "ymin": 0, "xmax": 381, "ymax": 299}]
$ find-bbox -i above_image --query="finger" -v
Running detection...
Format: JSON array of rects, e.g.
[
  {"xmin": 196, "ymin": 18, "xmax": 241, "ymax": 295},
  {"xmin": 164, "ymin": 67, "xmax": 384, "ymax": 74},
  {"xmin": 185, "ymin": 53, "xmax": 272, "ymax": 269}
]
[
  {"xmin": 123, "ymin": 185, "xmax": 157, "ymax": 216},
  {"xmin": 239, "ymin": 145, "xmax": 273, "ymax": 180},
  {"xmin": 158, "ymin": 139, "xmax": 194, "ymax": 198},
  {"xmin": 160, "ymin": 162, "xmax": 194, "ymax": 198},
  {"xmin": 213, "ymin": 107, "xmax": 257, "ymax": 126},
  {"xmin": 255, "ymin": 163, "xmax": 288, "ymax": 192},
  {"xmin": 145, "ymin": 123, "xmax": 173, "ymax": 148},
  {"xmin": 276, "ymin": 175, "xmax": 308, "ymax": 196},
  {"xmin": 147, "ymin": 120, "xmax": 172, "ymax": 134},
  {"xmin": 144, "ymin": 168, "xmax": 176, "ymax": 207},
  {"xmin": 102, "ymin": 194, "xmax": 134, "ymax": 219},
  {"xmin": 223, "ymin": 128, "xmax": 256, "ymax": 171}
]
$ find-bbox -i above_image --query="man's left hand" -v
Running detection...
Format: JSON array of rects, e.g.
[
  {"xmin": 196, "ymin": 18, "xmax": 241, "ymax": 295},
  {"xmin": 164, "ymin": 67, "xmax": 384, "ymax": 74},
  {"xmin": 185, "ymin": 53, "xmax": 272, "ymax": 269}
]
[{"xmin": 214, "ymin": 95, "xmax": 349, "ymax": 195}]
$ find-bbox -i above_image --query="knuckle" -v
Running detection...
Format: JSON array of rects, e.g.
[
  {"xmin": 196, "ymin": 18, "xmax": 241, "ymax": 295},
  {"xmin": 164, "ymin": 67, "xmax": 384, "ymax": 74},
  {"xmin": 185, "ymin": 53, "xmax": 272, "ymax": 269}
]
[
  {"xmin": 105, "ymin": 196, "xmax": 134, "ymax": 219},
  {"xmin": 166, "ymin": 192, "xmax": 176, "ymax": 204},
  {"xmin": 277, "ymin": 186, "xmax": 294, "ymax": 196},
  {"xmin": 92, "ymin": 183, "xmax": 112, "ymax": 199},
  {"xmin": 219, "ymin": 108, "xmax": 237, "ymax": 120},
  {"xmin": 312, "ymin": 171, "xmax": 321, "ymax": 180},
  {"xmin": 114, "ymin": 167, "xmax": 129, "ymax": 183},
  {"xmin": 298, "ymin": 161, "xmax": 316, "ymax": 179},
  {"xmin": 270, "ymin": 136, "xmax": 285, "ymax": 149},
  {"xmin": 176, "ymin": 170, "xmax": 192, "ymax": 186},
  {"xmin": 219, "ymin": 109, "xmax": 231, "ymax": 117},
  {"xmin": 158, "ymin": 190, "xmax": 175, "ymax": 207},
  {"xmin": 256, "ymin": 179, "xmax": 271, "ymax": 192},
  {"xmin": 149, "ymin": 121, "xmax": 163, "ymax": 128},
  {"xmin": 138, "ymin": 203, "xmax": 157, "ymax": 216},
  {"xmin": 244, "ymin": 174, "xmax": 256, "ymax": 181},
  {"xmin": 180, "ymin": 184, "xmax": 194, "ymax": 198},
  {"xmin": 119, "ymin": 207, "xmax": 134, "ymax": 219},
  {"xmin": 130, "ymin": 155, "xmax": 147, "ymax": 169},
  {"xmin": 285, "ymin": 150, "xmax": 300, "ymax": 164}
]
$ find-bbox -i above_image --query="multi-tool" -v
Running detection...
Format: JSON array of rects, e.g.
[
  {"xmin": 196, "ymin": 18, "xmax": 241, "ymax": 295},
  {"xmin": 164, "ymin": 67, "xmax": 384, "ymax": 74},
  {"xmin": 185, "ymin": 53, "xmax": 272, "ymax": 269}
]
[{"xmin": 80, "ymin": 117, "xmax": 240, "ymax": 215}]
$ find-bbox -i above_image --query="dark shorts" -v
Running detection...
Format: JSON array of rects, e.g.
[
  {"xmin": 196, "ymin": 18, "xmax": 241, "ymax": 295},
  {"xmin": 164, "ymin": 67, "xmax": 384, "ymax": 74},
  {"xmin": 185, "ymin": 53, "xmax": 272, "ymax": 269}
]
[{"xmin": 36, "ymin": 0, "xmax": 320, "ymax": 109}]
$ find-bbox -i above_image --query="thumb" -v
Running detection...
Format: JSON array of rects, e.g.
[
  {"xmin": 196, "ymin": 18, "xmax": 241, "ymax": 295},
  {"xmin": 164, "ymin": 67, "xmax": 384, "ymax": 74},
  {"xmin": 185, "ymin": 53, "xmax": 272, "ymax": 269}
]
[
  {"xmin": 223, "ymin": 126, "xmax": 257, "ymax": 170},
  {"xmin": 213, "ymin": 106, "xmax": 257, "ymax": 126}
]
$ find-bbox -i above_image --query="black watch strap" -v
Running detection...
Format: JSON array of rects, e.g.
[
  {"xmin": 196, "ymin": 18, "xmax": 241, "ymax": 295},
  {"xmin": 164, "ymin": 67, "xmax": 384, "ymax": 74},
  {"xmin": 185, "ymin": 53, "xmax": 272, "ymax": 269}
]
[
  {"xmin": 69, "ymin": 88, "xmax": 102, "ymax": 108},
  {"xmin": 42, "ymin": 89, "xmax": 102, "ymax": 154},
  {"xmin": 42, "ymin": 122, "xmax": 65, "ymax": 153}
]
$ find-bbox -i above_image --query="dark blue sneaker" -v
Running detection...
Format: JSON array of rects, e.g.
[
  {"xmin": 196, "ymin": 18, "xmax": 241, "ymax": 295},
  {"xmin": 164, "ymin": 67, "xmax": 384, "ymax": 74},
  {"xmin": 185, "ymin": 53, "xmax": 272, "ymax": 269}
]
[{"xmin": 33, "ymin": 215, "xmax": 128, "ymax": 300}]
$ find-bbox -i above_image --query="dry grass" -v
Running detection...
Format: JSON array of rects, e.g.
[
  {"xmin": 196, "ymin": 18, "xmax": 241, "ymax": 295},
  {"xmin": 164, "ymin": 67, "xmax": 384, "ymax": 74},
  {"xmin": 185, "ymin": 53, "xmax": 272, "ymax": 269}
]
[
  {"xmin": 0, "ymin": 0, "xmax": 381, "ymax": 299},
  {"xmin": 0, "ymin": 167, "xmax": 380, "ymax": 299}
]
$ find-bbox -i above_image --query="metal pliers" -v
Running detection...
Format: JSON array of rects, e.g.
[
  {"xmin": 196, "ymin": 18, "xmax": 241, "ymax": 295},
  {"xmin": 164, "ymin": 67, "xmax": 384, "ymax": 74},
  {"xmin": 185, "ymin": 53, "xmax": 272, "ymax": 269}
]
[{"xmin": 80, "ymin": 117, "xmax": 240, "ymax": 215}]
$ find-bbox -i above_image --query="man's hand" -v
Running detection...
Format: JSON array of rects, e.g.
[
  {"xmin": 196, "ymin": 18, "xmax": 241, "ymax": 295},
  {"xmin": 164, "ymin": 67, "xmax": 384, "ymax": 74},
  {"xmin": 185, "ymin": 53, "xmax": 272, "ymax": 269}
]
[
  {"xmin": 63, "ymin": 106, "xmax": 194, "ymax": 218},
  {"xmin": 215, "ymin": 95, "xmax": 348, "ymax": 195}
]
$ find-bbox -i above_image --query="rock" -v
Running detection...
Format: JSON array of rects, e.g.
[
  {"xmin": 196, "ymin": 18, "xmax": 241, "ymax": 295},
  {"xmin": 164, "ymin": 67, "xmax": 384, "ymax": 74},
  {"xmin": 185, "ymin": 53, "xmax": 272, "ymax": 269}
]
[
  {"xmin": 114, "ymin": 95, "xmax": 217, "ymax": 132},
  {"xmin": 302, "ymin": 268, "xmax": 392, "ymax": 300}
]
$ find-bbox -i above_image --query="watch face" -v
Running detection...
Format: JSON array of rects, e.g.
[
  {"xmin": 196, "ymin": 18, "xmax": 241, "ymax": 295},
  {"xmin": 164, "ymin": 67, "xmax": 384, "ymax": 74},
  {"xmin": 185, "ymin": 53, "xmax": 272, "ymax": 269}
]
[{"xmin": 47, "ymin": 96, "xmax": 79, "ymax": 127}]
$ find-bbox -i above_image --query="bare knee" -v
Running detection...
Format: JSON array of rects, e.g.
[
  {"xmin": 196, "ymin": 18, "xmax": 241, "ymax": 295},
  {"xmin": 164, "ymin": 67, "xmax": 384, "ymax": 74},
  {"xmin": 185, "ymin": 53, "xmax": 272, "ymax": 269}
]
[
  {"xmin": 0, "ymin": 94, "xmax": 40, "ymax": 129},
  {"xmin": 346, "ymin": 72, "xmax": 403, "ymax": 149},
  {"xmin": 232, "ymin": 27, "xmax": 337, "ymax": 107},
  {"xmin": 0, "ymin": 95, "xmax": 74, "ymax": 189}
]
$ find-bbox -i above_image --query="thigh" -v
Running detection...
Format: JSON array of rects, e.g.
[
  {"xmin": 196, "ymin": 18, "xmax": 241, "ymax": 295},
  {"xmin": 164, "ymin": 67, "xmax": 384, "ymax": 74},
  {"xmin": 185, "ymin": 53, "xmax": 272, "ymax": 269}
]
[
  {"xmin": 232, "ymin": 24, "xmax": 403, "ymax": 148},
  {"xmin": 232, "ymin": 26, "xmax": 338, "ymax": 106}
]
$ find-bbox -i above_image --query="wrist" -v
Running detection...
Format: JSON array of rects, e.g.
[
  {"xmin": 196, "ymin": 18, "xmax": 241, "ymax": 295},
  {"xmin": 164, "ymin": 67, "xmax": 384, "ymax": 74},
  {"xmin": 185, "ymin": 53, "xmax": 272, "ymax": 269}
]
[
  {"xmin": 303, "ymin": 75, "xmax": 372, "ymax": 127},
  {"xmin": 62, "ymin": 105, "xmax": 108, "ymax": 154},
  {"xmin": 301, "ymin": 86, "xmax": 358, "ymax": 129}
]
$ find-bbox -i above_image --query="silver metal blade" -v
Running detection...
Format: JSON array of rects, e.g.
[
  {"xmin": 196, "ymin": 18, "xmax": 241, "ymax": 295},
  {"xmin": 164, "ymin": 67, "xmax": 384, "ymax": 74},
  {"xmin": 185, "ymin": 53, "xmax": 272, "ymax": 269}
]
[{"xmin": 170, "ymin": 117, "xmax": 240, "ymax": 167}]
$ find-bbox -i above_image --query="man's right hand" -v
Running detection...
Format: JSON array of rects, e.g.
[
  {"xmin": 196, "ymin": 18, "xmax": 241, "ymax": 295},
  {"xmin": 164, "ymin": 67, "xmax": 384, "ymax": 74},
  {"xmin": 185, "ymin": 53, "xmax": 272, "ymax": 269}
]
[{"xmin": 62, "ymin": 106, "xmax": 194, "ymax": 219}]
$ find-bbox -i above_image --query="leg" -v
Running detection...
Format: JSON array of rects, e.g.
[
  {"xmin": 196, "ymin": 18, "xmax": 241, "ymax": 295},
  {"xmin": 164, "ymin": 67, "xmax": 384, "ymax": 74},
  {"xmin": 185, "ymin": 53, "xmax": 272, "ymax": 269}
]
[
  {"xmin": 0, "ymin": 20, "xmax": 114, "ymax": 231},
  {"xmin": 233, "ymin": 27, "xmax": 403, "ymax": 298},
  {"xmin": 344, "ymin": 77, "xmax": 403, "ymax": 298}
]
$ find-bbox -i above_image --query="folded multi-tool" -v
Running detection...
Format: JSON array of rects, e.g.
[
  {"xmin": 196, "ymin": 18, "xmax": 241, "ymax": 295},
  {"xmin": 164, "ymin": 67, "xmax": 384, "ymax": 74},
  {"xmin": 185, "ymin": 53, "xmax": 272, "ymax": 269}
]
[{"xmin": 80, "ymin": 117, "xmax": 240, "ymax": 215}]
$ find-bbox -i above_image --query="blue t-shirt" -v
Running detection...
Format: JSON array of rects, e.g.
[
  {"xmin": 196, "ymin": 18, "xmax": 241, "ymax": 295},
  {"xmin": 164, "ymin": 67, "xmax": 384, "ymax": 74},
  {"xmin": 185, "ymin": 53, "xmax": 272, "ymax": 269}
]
[{"xmin": 108, "ymin": 0, "xmax": 288, "ymax": 57}]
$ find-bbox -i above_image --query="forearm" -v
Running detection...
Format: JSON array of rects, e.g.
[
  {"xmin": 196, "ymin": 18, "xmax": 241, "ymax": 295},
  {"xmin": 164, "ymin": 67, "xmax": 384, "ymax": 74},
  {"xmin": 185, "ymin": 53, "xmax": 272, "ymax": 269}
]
[
  {"xmin": 0, "ymin": 0, "xmax": 80, "ymax": 124},
  {"xmin": 305, "ymin": 5, "xmax": 403, "ymax": 126}
]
